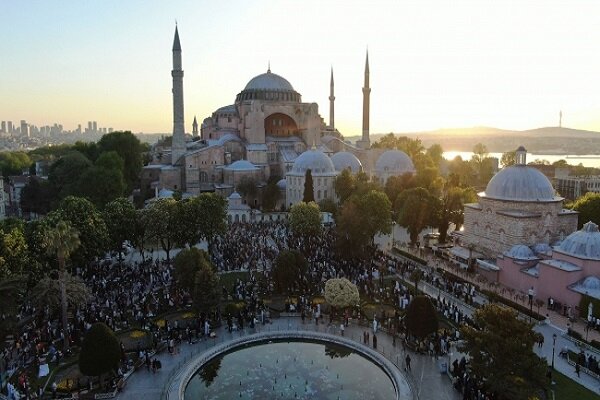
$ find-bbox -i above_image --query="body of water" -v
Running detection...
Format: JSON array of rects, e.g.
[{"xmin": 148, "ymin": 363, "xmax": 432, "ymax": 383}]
[
  {"xmin": 185, "ymin": 340, "xmax": 397, "ymax": 399},
  {"xmin": 443, "ymin": 151, "xmax": 600, "ymax": 168}
]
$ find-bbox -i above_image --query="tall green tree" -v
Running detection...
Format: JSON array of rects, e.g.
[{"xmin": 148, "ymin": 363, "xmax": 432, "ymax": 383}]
[
  {"xmin": 0, "ymin": 226, "xmax": 30, "ymax": 279},
  {"xmin": 197, "ymin": 193, "xmax": 228, "ymax": 247},
  {"xmin": 193, "ymin": 263, "xmax": 220, "ymax": 317},
  {"xmin": 405, "ymin": 295, "xmax": 438, "ymax": 338},
  {"xmin": 174, "ymin": 248, "xmax": 213, "ymax": 293},
  {"xmin": 103, "ymin": 198, "xmax": 136, "ymax": 260},
  {"xmin": 571, "ymin": 192, "xmax": 600, "ymax": 228},
  {"xmin": 459, "ymin": 304, "xmax": 547, "ymax": 400},
  {"xmin": 236, "ymin": 176, "xmax": 258, "ymax": 203},
  {"xmin": 146, "ymin": 198, "xmax": 179, "ymax": 262},
  {"xmin": 426, "ymin": 144, "xmax": 444, "ymax": 168},
  {"xmin": 303, "ymin": 169, "xmax": 315, "ymax": 203},
  {"xmin": 20, "ymin": 178, "xmax": 55, "ymax": 216},
  {"xmin": 436, "ymin": 185, "xmax": 477, "ymax": 243},
  {"xmin": 500, "ymin": 151, "xmax": 516, "ymax": 167},
  {"xmin": 42, "ymin": 220, "xmax": 81, "ymax": 351},
  {"xmin": 272, "ymin": 250, "xmax": 308, "ymax": 293},
  {"xmin": 334, "ymin": 168, "xmax": 357, "ymax": 204},
  {"xmin": 49, "ymin": 196, "xmax": 109, "ymax": 265},
  {"xmin": 289, "ymin": 201, "xmax": 321, "ymax": 237},
  {"xmin": 48, "ymin": 151, "xmax": 93, "ymax": 199},
  {"xmin": 0, "ymin": 276, "xmax": 25, "ymax": 335},
  {"xmin": 262, "ymin": 179, "xmax": 281, "ymax": 212},
  {"xmin": 79, "ymin": 323, "xmax": 121, "ymax": 377},
  {"xmin": 97, "ymin": 131, "xmax": 143, "ymax": 191},
  {"xmin": 395, "ymin": 187, "xmax": 436, "ymax": 245},
  {"xmin": 384, "ymin": 173, "xmax": 415, "ymax": 205},
  {"xmin": 0, "ymin": 152, "xmax": 32, "ymax": 178}
]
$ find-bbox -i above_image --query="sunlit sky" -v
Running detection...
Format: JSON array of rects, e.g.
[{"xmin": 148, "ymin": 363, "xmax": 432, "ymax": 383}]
[{"xmin": 2, "ymin": 0, "xmax": 600, "ymax": 136}]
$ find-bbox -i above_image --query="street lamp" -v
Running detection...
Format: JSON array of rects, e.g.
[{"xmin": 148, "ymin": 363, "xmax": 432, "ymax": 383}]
[{"xmin": 551, "ymin": 333, "xmax": 557, "ymax": 370}]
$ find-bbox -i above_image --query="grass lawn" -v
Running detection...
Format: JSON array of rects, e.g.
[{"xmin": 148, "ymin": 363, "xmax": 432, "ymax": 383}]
[{"xmin": 552, "ymin": 369, "xmax": 599, "ymax": 400}]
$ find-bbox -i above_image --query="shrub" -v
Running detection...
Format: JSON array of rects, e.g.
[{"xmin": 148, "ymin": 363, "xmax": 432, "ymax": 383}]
[{"xmin": 79, "ymin": 323, "xmax": 120, "ymax": 376}]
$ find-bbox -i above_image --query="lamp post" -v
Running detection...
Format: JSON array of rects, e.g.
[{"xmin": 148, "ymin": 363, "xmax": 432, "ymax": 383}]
[
  {"xmin": 551, "ymin": 333, "xmax": 557, "ymax": 370},
  {"xmin": 528, "ymin": 287, "xmax": 535, "ymax": 323}
]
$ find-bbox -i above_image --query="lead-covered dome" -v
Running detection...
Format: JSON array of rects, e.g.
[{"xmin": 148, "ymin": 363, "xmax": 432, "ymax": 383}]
[
  {"xmin": 331, "ymin": 152, "xmax": 363, "ymax": 174},
  {"xmin": 236, "ymin": 69, "xmax": 301, "ymax": 103},
  {"xmin": 556, "ymin": 221, "xmax": 600, "ymax": 260},
  {"xmin": 290, "ymin": 149, "xmax": 336, "ymax": 176},
  {"xmin": 224, "ymin": 160, "xmax": 259, "ymax": 171},
  {"xmin": 504, "ymin": 244, "xmax": 537, "ymax": 260},
  {"xmin": 482, "ymin": 165, "xmax": 556, "ymax": 202},
  {"xmin": 375, "ymin": 150, "xmax": 415, "ymax": 175}
]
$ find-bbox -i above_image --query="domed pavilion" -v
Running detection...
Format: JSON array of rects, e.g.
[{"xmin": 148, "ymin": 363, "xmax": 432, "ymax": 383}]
[{"xmin": 458, "ymin": 146, "xmax": 578, "ymax": 257}]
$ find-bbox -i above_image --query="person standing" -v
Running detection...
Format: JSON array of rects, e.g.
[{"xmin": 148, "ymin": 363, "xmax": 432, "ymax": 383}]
[
  {"xmin": 373, "ymin": 334, "xmax": 377, "ymax": 349},
  {"xmin": 340, "ymin": 323, "xmax": 345, "ymax": 336},
  {"xmin": 405, "ymin": 354, "xmax": 411, "ymax": 371}
]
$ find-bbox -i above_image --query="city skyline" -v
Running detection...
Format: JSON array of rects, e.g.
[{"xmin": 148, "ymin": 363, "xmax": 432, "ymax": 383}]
[{"xmin": 2, "ymin": 1, "xmax": 600, "ymax": 136}]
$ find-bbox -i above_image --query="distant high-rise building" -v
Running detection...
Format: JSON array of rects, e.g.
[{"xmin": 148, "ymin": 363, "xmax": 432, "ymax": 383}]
[
  {"xmin": 1, "ymin": 121, "xmax": 5, "ymax": 133},
  {"xmin": 92, "ymin": 121, "xmax": 97, "ymax": 133},
  {"xmin": 108, "ymin": 128, "xmax": 113, "ymax": 133},
  {"xmin": 77, "ymin": 124, "xmax": 82, "ymax": 134},
  {"xmin": 87, "ymin": 121, "xmax": 92, "ymax": 133},
  {"xmin": 20, "ymin": 120, "xmax": 29, "ymax": 137},
  {"xmin": 7, "ymin": 121, "xmax": 13, "ymax": 134}
]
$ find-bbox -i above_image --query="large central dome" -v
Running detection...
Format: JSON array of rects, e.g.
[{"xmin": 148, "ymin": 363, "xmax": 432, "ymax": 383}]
[
  {"xmin": 482, "ymin": 165, "xmax": 557, "ymax": 202},
  {"xmin": 236, "ymin": 69, "xmax": 301, "ymax": 103},
  {"xmin": 244, "ymin": 70, "xmax": 295, "ymax": 91}
]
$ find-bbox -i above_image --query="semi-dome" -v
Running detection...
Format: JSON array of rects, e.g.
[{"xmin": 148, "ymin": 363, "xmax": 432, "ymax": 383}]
[
  {"xmin": 331, "ymin": 152, "xmax": 363, "ymax": 174},
  {"xmin": 504, "ymin": 244, "xmax": 537, "ymax": 260},
  {"xmin": 276, "ymin": 179, "xmax": 287, "ymax": 190},
  {"xmin": 375, "ymin": 150, "xmax": 415, "ymax": 175},
  {"xmin": 482, "ymin": 165, "xmax": 556, "ymax": 202},
  {"xmin": 244, "ymin": 71, "xmax": 294, "ymax": 91},
  {"xmin": 581, "ymin": 276, "xmax": 600, "ymax": 291},
  {"xmin": 556, "ymin": 221, "xmax": 600, "ymax": 260},
  {"xmin": 290, "ymin": 149, "xmax": 336, "ymax": 176},
  {"xmin": 224, "ymin": 160, "xmax": 259, "ymax": 171}
]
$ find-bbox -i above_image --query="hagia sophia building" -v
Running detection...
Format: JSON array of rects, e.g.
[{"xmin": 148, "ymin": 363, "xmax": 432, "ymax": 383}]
[{"xmin": 141, "ymin": 27, "xmax": 416, "ymax": 208}]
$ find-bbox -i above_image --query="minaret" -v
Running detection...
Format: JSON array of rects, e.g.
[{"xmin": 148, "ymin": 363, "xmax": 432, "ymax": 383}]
[
  {"xmin": 358, "ymin": 50, "xmax": 371, "ymax": 149},
  {"xmin": 192, "ymin": 116, "xmax": 198, "ymax": 136},
  {"xmin": 171, "ymin": 25, "xmax": 186, "ymax": 164},
  {"xmin": 329, "ymin": 67, "xmax": 335, "ymax": 130}
]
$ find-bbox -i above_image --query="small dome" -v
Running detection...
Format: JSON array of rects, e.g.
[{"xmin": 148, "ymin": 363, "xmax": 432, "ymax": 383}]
[
  {"xmin": 581, "ymin": 276, "xmax": 600, "ymax": 291},
  {"xmin": 556, "ymin": 221, "xmax": 600, "ymax": 260},
  {"xmin": 290, "ymin": 149, "xmax": 336, "ymax": 176},
  {"xmin": 225, "ymin": 160, "xmax": 259, "ymax": 171},
  {"xmin": 375, "ymin": 150, "xmax": 415, "ymax": 175},
  {"xmin": 228, "ymin": 191, "xmax": 242, "ymax": 200},
  {"xmin": 276, "ymin": 179, "xmax": 287, "ymax": 190},
  {"xmin": 244, "ymin": 71, "xmax": 294, "ymax": 91},
  {"xmin": 483, "ymin": 165, "xmax": 556, "ymax": 202},
  {"xmin": 504, "ymin": 244, "xmax": 537, "ymax": 260},
  {"xmin": 331, "ymin": 152, "xmax": 363, "ymax": 173},
  {"xmin": 532, "ymin": 243, "xmax": 552, "ymax": 255}
]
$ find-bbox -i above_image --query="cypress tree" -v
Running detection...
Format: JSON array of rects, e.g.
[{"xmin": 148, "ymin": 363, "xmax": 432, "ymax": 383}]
[{"xmin": 303, "ymin": 169, "xmax": 315, "ymax": 203}]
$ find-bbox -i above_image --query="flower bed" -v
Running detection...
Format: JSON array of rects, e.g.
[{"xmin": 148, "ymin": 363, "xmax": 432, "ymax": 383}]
[{"xmin": 117, "ymin": 329, "xmax": 154, "ymax": 352}]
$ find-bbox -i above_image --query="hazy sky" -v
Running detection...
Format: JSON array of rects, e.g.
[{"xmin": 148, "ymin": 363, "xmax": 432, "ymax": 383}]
[{"xmin": 2, "ymin": 0, "xmax": 600, "ymax": 136}]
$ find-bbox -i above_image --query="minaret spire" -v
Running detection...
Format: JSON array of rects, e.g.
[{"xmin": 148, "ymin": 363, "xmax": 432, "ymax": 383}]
[
  {"xmin": 192, "ymin": 115, "xmax": 198, "ymax": 137},
  {"xmin": 358, "ymin": 49, "xmax": 371, "ymax": 149},
  {"xmin": 171, "ymin": 25, "xmax": 186, "ymax": 164},
  {"xmin": 329, "ymin": 66, "xmax": 335, "ymax": 130}
]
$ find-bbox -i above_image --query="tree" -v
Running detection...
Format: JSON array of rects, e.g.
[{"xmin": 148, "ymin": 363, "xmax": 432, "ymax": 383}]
[
  {"xmin": 173, "ymin": 248, "xmax": 213, "ymax": 293},
  {"xmin": 193, "ymin": 263, "xmax": 220, "ymax": 316},
  {"xmin": 30, "ymin": 272, "xmax": 89, "ymax": 313},
  {"xmin": 335, "ymin": 190, "xmax": 392, "ymax": 259},
  {"xmin": 289, "ymin": 202, "xmax": 321, "ymax": 237},
  {"xmin": 318, "ymin": 198, "xmax": 337, "ymax": 215},
  {"xmin": 405, "ymin": 295, "xmax": 438, "ymax": 339},
  {"xmin": 48, "ymin": 151, "xmax": 93, "ymax": 199},
  {"xmin": 197, "ymin": 193, "xmax": 228, "ymax": 247},
  {"xmin": 436, "ymin": 185, "xmax": 477, "ymax": 243},
  {"xmin": 236, "ymin": 176, "xmax": 258, "ymax": 203},
  {"xmin": 471, "ymin": 143, "xmax": 494, "ymax": 185},
  {"xmin": 132, "ymin": 208, "xmax": 151, "ymax": 262},
  {"xmin": 0, "ymin": 276, "xmax": 25, "ymax": 335},
  {"xmin": 262, "ymin": 179, "xmax": 280, "ymax": 212},
  {"xmin": 571, "ymin": 192, "xmax": 600, "ymax": 228},
  {"xmin": 459, "ymin": 304, "xmax": 547, "ymax": 400},
  {"xmin": 98, "ymin": 131, "xmax": 143, "ymax": 191},
  {"xmin": 0, "ymin": 151, "xmax": 32, "ymax": 178},
  {"xmin": 395, "ymin": 187, "xmax": 437, "ymax": 245},
  {"xmin": 426, "ymin": 144, "xmax": 444, "ymax": 168},
  {"xmin": 20, "ymin": 178, "xmax": 56, "ymax": 216},
  {"xmin": 145, "ymin": 198, "xmax": 179, "ymax": 262},
  {"xmin": 384, "ymin": 173, "xmax": 414, "ymax": 205},
  {"xmin": 50, "ymin": 196, "xmax": 109, "ymax": 265},
  {"xmin": 334, "ymin": 169, "xmax": 356, "ymax": 204},
  {"xmin": 103, "ymin": 198, "xmax": 136, "ymax": 260},
  {"xmin": 272, "ymin": 250, "xmax": 308, "ymax": 293},
  {"xmin": 79, "ymin": 323, "xmax": 121, "ymax": 377},
  {"xmin": 324, "ymin": 278, "xmax": 360, "ymax": 309},
  {"xmin": 41, "ymin": 220, "xmax": 81, "ymax": 351},
  {"xmin": 77, "ymin": 165, "xmax": 126, "ymax": 208},
  {"xmin": 303, "ymin": 169, "xmax": 315, "ymax": 203},
  {"xmin": 500, "ymin": 151, "xmax": 516, "ymax": 167}
]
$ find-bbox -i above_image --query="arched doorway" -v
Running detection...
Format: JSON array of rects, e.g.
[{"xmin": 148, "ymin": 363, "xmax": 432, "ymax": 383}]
[{"xmin": 264, "ymin": 113, "xmax": 298, "ymax": 137}]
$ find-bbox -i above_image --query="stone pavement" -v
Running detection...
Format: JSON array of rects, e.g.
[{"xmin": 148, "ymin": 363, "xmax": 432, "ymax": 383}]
[{"xmin": 116, "ymin": 318, "xmax": 461, "ymax": 400}]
